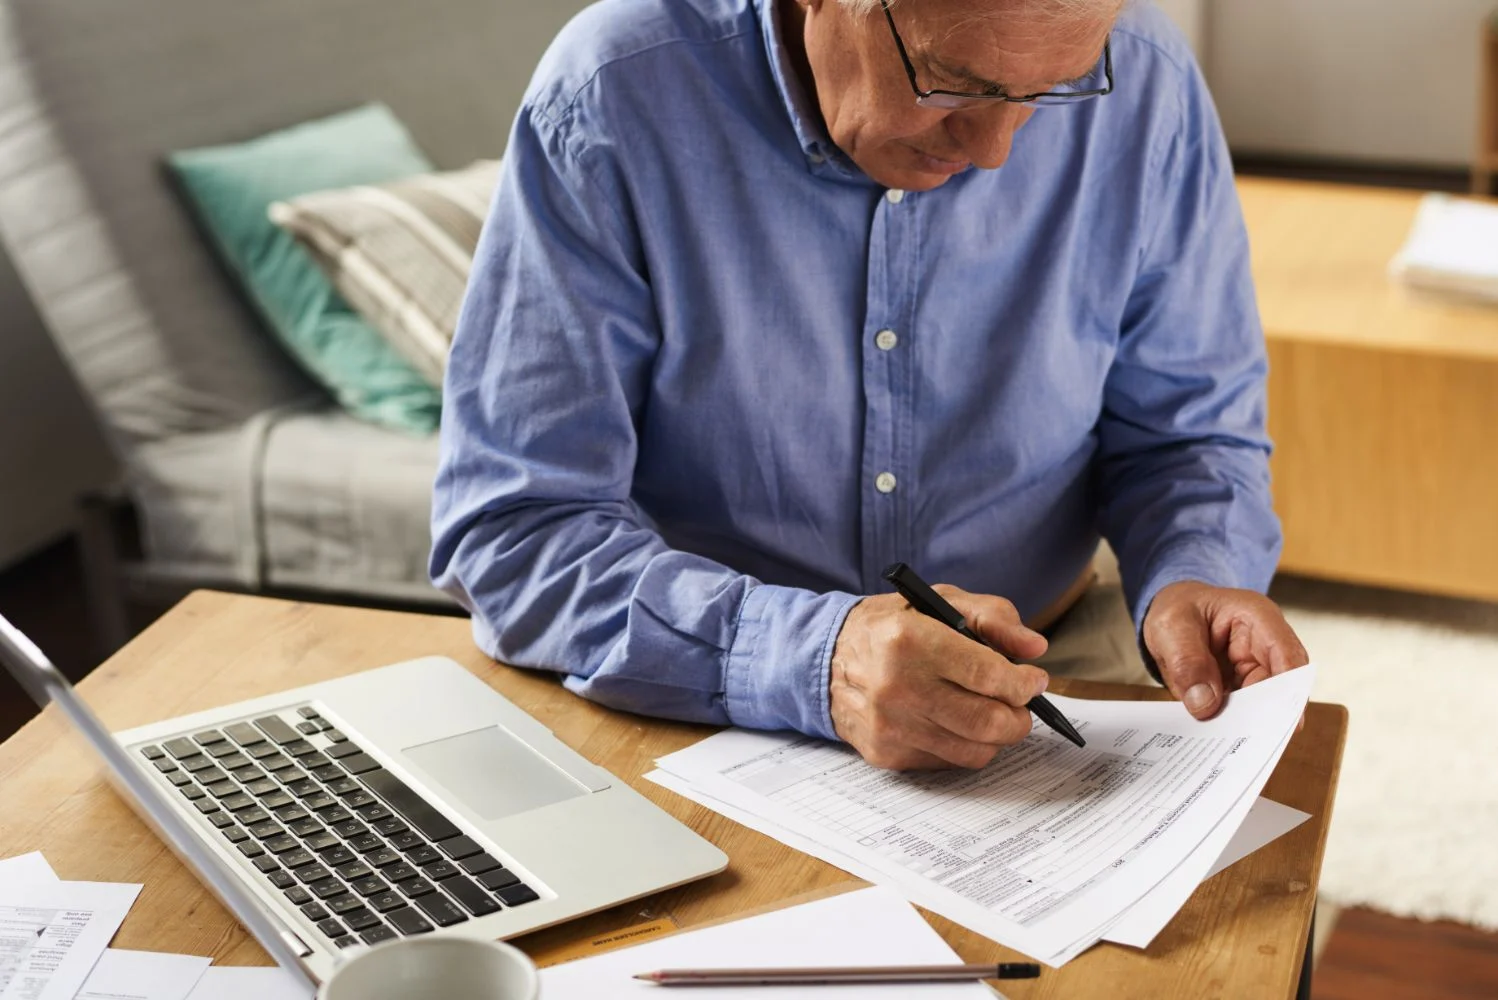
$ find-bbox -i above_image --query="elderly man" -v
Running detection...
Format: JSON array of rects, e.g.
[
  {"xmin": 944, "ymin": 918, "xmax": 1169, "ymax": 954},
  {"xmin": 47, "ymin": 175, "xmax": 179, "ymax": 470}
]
[{"xmin": 431, "ymin": 0, "xmax": 1310, "ymax": 770}]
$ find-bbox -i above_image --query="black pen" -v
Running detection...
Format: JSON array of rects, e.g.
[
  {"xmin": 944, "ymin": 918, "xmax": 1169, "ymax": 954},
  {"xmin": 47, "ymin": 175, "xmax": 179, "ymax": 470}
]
[{"xmin": 882, "ymin": 563, "xmax": 1086, "ymax": 748}]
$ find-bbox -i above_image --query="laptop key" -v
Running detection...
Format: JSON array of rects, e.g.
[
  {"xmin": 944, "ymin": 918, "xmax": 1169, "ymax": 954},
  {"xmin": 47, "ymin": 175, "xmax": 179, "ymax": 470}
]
[
  {"xmin": 439, "ymin": 875, "xmax": 502, "ymax": 916},
  {"xmin": 320, "ymin": 806, "xmax": 354, "ymax": 826},
  {"xmin": 296, "ymin": 721, "xmax": 320, "ymax": 736},
  {"xmin": 289, "ymin": 818, "xmax": 324, "ymax": 838},
  {"xmin": 223, "ymin": 758, "xmax": 255, "ymax": 777},
  {"xmin": 193, "ymin": 799, "xmax": 220, "ymax": 816},
  {"xmin": 437, "ymin": 836, "xmax": 483, "ymax": 862},
  {"xmin": 267, "ymin": 870, "xmax": 295, "ymax": 890},
  {"xmin": 266, "ymin": 835, "xmax": 299, "ymax": 854},
  {"xmin": 422, "ymin": 860, "xmax": 459, "ymax": 881},
  {"xmin": 237, "ymin": 841, "xmax": 265, "ymax": 859},
  {"xmin": 367, "ymin": 891, "xmax": 405, "ymax": 914},
  {"xmin": 222, "ymin": 825, "xmax": 250, "ymax": 844},
  {"xmin": 221, "ymin": 793, "xmax": 255, "ymax": 813},
  {"xmin": 294, "ymin": 864, "xmax": 332, "ymax": 884},
  {"xmin": 311, "ymin": 764, "xmax": 343, "ymax": 782},
  {"xmin": 252, "ymin": 855, "xmax": 281, "ymax": 874},
  {"xmin": 356, "ymin": 804, "xmax": 391, "ymax": 823},
  {"xmin": 237, "ymin": 807, "xmax": 270, "ymax": 826},
  {"xmin": 343, "ymin": 908, "xmax": 382, "ymax": 932},
  {"xmin": 362, "ymin": 770, "xmax": 462, "ymax": 843},
  {"xmin": 301, "ymin": 752, "xmax": 332, "ymax": 770},
  {"xmin": 205, "ymin": 781, "xmax": 239, "ymax": 799},
  {"xmin": 477, "ymin": 868, "xmax": 521, "ymax": 892},
  {"xmin": 180, "ymin": 754, "xmax": 214, "ymax": 772},
  {"xmin": 225, "ymin": 722, "xmax": 266, "ymax": 746},
  {"xmin": 325, "ymin": 729, "xmax": 348, "ymax": 742},
  {"xmin": 371, "ymin": 818, "xmax": 409, "ymax": 838},
  {"xmin": 284, "ymin": 885, "xmax": 313, "ymax": 906},
  {"xmin": 207, "ymin": 811, "xmax": 236, "ymax": 830},
  {"xmin": 300, "ymin": 902, "xmax": 329, "ymax": 922},
  {"xmin": 348, "ymin": 834, "xmax": 383, "ymax": 855},
  {"xmin": 320, "ymin": 845, "xmax": 356, "ymax": 867},
  {"xmin": 365, "ymin": 848, "xmax": 402, "ymax": 869},
  {"xmin": 334, "ymin": 936, "xmax": 360, "ymax": 949},
  {"xmin": 166, "ymin": 771, "xmax": 194, "ymax": 788},
  {"xmin": 280, "ymin": 848, "xmax": 315, "ymax": 869},
  {"xmin": 310, "ymin": 879, "xmax": 348, "ymax": 901},
  {"xmin": 302, "ymin": 792, "xmax": 336, "ymax": 811},
  {"xmin": 344, "ymin": 790, "xmax": 376, "ymax": 809},
  {"xmin": 261, "ymin": 755, "xmax": 295, "ymax": 773},
  {"xmin": 328, "ymin": 818, "xmax": 365, "ymax": 838},
  {"xmin": 382, "ymin": 862, "xmax": 418, "ymax": 884},
  {"xmin": 194, "ymin": 729, "xmax": 227, "ymax": 746},
  {"xmin": 298, "ymin": 707, "xmax": 321, "ymax": 720},
  {"xmin": 283, "ymin": 740, "xmax": 316, "ymax": 758},
  {"xmin": 388, "ymin": 831, "xmax": 425, "ymax": 852},
  {"xmin": 316, "ymin": 918, "xmax": 347, "ymax": 940},
  {"xmin": 305, "ymin": 831, "xmax": 340, "ymax": 853},
  {"xmin": 248, "ymin": 820, "xmax": 283, "ymax": 840},
  {"xmin": 405, "ymin": 846, "xmax": 441, "ymax": 866},
  {"xmin": 351, "ymin": 876, "xmax": 390, "ymax": 898},
  {"xmin": 325, "ymin": 777, "xmax": 360, "ymax": 797},
  {"xmin": 277, "ymin": 767, "xmax": 308, "ymax": 785},
  {"xmin": 247, "ymin": 743, "xmax": 280, "ymax": 761},
  {"xmin": 163, "ymin": 737, "xmax": 199, "ymax": 759},
  {"xmin": 396, "ymin": 878, "xmax": 436, "ymax": 899},
  {"xmin": 495, "ymin": 884, "xmax": 540, "ymax": 907},
  {"xmin": 386, "ymin": 907, "xmax": 433, "ymax": 936},
  {"xmin": 327, "ymin": 894, "xmax": 364, "ymax": 916},
  {"xmin": 206, "ymin": 742, "xmax": 240, "ymax": 759},
  {"xmin": 275, "ymin": 805, "xmax": 309, "ymax": 824},
  {"xmin": 179, "ymin": 784, "xmax": 206, "ymax": 802},
  {"xmin": 253, "ymin": 715, "xmax": 301, "ymax": 745},
  {"xmin": 413, "ymin": 891, "xmax": 468, "ymax": 927},
  {"xmin": 335, "ymin": 861, "xmax": 372, "ymax": 881},
  {"xmin": 360, "ymin": 925, "xmax": 397, "ymax": 945},
  {"xmin": 287, "ymin": 780, "xmax": 322, "ymax": 799},
  {"xmin": 338, "ymin": 753, "xmax": 380, "ymax": 775},
  {"xmin": 325, "ymin": 742, "xmax": 363, "ymax": 761},
  {"xmin": 245, "ymin": 778, "xmax": 278, "ymax": 797},
  {"xmin": 262, "ymin": 791, "xmax": 294, "ymax": 810},
  {"xmin": 153, "ymin": 759, "xmax": 179, "ymax": 774},
  {"xmin": 140, "ymin": 745, "xmax": 166, "ymax": 760},
  {"xmin": 460, "ymin": 853, "xmax": 502, "ymax": 877}
]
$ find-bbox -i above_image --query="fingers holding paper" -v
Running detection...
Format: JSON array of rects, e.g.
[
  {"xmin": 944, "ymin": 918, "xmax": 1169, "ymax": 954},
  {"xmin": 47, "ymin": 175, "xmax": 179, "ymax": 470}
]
[
  {"xmin": 1142, "ymin": 581, "xmax": 1311, "ymax": 721},
  {"xmin": 829, "ymin": 588, "xmax": 1050, "ymax": 771}
]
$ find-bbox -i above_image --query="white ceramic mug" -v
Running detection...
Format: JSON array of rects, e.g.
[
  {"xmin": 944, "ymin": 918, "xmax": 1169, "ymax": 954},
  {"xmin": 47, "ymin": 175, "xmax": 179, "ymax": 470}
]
[{"xmin": 319, "ymin": 936, "xmax": 539, "ymax": 1000}]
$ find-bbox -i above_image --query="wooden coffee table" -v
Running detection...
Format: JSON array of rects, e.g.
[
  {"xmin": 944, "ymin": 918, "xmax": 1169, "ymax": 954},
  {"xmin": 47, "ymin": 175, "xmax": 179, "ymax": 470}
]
[
  {"xmin": 0, "ymin": 592, "xmax": 1345, "ymax": 998},
  {"xmin": 1240, "ymin": 177, "xmax": 1498, "ymax": 601}
]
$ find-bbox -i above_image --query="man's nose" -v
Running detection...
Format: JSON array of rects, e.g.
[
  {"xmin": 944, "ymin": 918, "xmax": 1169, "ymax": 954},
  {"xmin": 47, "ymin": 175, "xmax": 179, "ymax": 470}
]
[{"xmin": 946, "ymin": 104, "xmax": 1031, "ymax": 171}]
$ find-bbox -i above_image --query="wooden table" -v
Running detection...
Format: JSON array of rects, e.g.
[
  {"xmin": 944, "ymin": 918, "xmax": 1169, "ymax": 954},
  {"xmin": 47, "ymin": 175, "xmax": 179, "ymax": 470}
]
[
  {"xmin": 0, "ymin": 592, "xmax": 1347, "ymax": 999},
  {"xmin": 1240, "ymin": 177, "xmax": 1498, "ymax": 601}
]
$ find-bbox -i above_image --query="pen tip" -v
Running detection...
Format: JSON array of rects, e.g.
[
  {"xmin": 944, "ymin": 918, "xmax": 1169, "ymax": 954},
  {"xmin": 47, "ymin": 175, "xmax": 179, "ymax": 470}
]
[{"xmin": 633, "ymin": 972, "xmax": 660, "ymax": 981}]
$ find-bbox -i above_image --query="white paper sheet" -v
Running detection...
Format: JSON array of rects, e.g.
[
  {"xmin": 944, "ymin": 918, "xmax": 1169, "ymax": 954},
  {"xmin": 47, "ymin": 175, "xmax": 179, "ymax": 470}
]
[
  {"xmin": 182, "ymin": 968, "xmax": 312, "ymax": 1000},
  {"xmin": 0, "ymin": 857, "xmax": 57, "ymax": 892},
  {"xmin": 1207, "ymin": 798, "xmax": 1310, "ymax": 880},
  {"xmin": 74, "ymin": 950, "xmax": 210, "ymax": 1000},
  {"xmin": 655, "ymin": 667, "xmax": 1315, "ymax": 966},
  {"xmin": 540, "ymin": 886, "xmax": 995, "ymax": 999},
  {"xmin": 0, "ymin": 880, "xmax": 141, "ymax": 1000}
]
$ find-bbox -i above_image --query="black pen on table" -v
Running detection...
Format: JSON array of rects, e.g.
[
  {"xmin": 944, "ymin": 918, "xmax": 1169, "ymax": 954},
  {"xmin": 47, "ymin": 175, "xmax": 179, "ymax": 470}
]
[
  {"xmin": 882, "ymin": 562, "xmax": 1086, "ymax": 748},
  {"xmin": 634, "ymin": 962, "xmax": 1042, "ymax": 986}
]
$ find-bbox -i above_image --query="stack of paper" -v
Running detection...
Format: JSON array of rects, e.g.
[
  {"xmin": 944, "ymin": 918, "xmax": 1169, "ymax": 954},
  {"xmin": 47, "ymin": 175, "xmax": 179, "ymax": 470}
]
[
  {"xmin": 1390, "ymin": 193, "xmax": 1498, "ymax": 301},
  {"xmin": 648, "ymin": 667, "xmax": 1316, "ymax": 967},
  {"xmin": 0, "ymin": 852, "xmax": 309, "ymax": 1000}
]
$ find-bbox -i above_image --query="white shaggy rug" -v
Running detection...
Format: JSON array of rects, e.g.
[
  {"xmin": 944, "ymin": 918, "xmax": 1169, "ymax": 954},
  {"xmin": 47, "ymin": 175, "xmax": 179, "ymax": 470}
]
[{"xmin": 1278, "ymin": 585, "xmax": 1498, "ymax": 930}]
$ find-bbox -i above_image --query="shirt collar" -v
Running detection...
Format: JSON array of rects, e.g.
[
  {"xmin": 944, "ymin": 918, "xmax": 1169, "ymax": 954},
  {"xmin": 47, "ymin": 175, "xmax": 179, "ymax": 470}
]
[{"xmin": 755, "ymin": 0, "xmax": 853, "ymax": 175}]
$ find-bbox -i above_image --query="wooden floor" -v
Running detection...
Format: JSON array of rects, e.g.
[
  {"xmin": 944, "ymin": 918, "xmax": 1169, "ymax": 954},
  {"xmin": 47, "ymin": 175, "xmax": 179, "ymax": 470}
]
[{"xmin": 2, "ymin": 537, "xmax": 1498, "ymax": 998}]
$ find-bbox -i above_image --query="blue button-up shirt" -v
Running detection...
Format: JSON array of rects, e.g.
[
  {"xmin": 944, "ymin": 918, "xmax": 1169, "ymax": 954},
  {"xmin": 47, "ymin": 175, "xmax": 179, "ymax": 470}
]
[{"xmin": 431, "ymin": 0, "xmax": 1279, "ymax": 740}]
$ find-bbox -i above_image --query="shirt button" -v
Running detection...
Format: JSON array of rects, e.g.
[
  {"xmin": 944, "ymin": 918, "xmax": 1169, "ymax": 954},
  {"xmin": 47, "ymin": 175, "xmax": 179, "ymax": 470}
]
[
  {"xmin": 875, "ymin": 472, "xmax": 898, "ymax": 494},
  {"xmin": 874, "ymin": 329, "xmax": 899, "ymax": 351},
  {"xmin": 885, "ymin": 189, "xmax": 905, "ymax": 204},
  {"xmin": 808, "ymin": 151, "xmax": 826, "ymax": 165}
]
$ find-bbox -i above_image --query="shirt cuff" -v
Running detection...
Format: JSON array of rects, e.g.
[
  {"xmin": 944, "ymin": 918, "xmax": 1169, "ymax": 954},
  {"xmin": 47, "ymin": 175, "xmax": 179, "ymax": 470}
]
[{"xmin": 722, "ymin": 584, "xmax": 861, "ymax": 740}]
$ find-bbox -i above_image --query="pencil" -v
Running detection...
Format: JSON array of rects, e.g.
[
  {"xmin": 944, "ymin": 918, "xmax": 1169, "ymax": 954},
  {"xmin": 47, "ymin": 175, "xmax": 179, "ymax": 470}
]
[{"xmin": 632, "ymin": 962, "xmax": 1042, "ymax": 985}]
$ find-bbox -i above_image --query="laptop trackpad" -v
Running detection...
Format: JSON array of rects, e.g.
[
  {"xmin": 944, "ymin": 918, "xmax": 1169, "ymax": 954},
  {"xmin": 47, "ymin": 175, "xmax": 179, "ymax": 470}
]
[{"xmin": 402, "ymin": 725, "xmax": 589, "ymax": 822}]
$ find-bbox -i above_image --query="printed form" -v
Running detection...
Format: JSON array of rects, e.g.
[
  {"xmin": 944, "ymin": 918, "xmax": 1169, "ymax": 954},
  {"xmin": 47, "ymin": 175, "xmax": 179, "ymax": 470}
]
[
  {"xmin": 655, "ymin": 666, "xmax": 1315, "ymax": 965},
  {"xmin": 0, "ymin": 880, "xmax": 140, "ymax": 1000}
]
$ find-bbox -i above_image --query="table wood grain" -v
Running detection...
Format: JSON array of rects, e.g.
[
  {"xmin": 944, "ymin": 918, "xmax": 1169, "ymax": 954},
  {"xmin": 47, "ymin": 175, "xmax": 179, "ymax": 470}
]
[{"xmin": 0, "ymin": 592, "xmax": 1346, "ymax": 999}]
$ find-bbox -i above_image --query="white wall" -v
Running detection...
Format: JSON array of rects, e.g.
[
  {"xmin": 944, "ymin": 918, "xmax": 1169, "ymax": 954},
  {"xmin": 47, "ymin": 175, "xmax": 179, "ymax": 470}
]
[
  {"xmin": 1206, "ymin": 0, "xmax": 1490, "ymax": 168},
  {"xmin": 0, "ymin": 251, "xmax": 116, "ymax": 570}
]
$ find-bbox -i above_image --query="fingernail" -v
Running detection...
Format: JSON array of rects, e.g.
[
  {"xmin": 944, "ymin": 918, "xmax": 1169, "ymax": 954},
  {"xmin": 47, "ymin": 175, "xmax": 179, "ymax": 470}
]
[
  {"xmin": 1184, "ymin": 684, "xmax": 1215, "ymax": 714},
  {"xmin": 1036, "ymin": 672, "xmax": 1049, "ymax": 694}
]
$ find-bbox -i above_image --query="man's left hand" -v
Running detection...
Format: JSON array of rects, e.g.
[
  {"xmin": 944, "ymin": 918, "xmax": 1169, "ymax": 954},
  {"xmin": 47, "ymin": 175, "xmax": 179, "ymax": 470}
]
[{"xmin": 1142, "ymin": 581, "xmax": 1310, "ymax": 720}]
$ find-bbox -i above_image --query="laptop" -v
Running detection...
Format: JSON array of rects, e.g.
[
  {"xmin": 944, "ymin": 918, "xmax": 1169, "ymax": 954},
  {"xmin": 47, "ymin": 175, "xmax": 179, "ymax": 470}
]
[{"xmin": 0, "ymin": 612, "xmax": 727, "ymax": 989}]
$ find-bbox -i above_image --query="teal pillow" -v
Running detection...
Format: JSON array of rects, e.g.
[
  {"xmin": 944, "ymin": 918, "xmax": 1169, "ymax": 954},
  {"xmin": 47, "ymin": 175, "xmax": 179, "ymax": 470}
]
[{"xmin": 169, "ymin": 104, "xmax": 442, "ymax": 434}]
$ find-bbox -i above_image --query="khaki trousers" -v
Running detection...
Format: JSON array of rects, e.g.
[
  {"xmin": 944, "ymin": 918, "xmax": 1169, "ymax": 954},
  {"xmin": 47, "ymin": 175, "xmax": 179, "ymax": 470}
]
[{"xmin": 1035, "ymin": 580, "xmax": 1157, "ymax": 688}]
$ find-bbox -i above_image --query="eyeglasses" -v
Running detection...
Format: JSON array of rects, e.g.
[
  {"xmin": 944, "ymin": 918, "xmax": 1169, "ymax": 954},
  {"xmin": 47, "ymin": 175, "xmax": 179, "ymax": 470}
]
[{"xmin": 879, "ymin": 0, "xmax": 1113, "ymax": 109}]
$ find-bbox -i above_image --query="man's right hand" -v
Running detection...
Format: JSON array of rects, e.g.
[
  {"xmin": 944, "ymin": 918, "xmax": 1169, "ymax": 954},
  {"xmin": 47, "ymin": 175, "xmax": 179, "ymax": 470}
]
[{"xmin": 828, "ymin": 586, "xmax": 1051, "ymax": 771}]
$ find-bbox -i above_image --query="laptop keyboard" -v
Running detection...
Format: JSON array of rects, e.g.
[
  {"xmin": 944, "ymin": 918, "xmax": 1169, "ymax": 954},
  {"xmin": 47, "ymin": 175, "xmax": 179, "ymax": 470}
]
[{"xmin": 138, "ymin": 705, "xmax": 540, "ymax": 949}]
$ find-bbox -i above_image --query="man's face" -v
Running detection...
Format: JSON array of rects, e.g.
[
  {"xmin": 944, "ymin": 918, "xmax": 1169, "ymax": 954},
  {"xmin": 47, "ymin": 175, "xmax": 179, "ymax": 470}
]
[{"xmin": 789, "ymin": 0, "xmax": 1116, "ymax": 191}]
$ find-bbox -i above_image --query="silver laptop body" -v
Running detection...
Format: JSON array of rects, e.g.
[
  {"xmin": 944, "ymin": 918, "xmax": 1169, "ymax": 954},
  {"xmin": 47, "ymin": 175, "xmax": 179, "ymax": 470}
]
[{"xmin": 0, "ymin": 613, "xmax": 727, "ymax": 987}]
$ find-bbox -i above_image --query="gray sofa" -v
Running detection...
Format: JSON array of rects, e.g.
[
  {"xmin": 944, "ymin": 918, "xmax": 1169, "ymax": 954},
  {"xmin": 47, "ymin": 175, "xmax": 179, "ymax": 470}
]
[{"xmin": 0, "ymin": 0, "xmax": 590, "ymax": 639}]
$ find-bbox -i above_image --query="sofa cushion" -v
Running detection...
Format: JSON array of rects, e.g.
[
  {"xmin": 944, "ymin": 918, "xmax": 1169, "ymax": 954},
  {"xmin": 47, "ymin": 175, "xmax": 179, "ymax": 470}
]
[
  {"xmin": 132, "ymin": 407, "xmax": 448, "ymax": 604},
  {"xmin": 169, "ymin": 105, "xmax": 442, "ymax": 435},
  {"xmin": 0, "ymin": 0, "xmax": 568, "ymax": 447},
  {"xmin": 270, "ymin": 159, "xmax": 500, "ymax": 387}
]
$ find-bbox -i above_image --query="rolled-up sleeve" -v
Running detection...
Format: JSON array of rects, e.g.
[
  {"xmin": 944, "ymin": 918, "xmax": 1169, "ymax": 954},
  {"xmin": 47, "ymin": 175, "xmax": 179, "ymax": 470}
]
[
  {"xmin": 429, "ymin": 104, "xmax": 851, "ymax": 739},
  {"xmin": 1097, "ymin": 61, "xmax": 1282, "ymax": 640}
]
